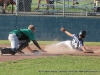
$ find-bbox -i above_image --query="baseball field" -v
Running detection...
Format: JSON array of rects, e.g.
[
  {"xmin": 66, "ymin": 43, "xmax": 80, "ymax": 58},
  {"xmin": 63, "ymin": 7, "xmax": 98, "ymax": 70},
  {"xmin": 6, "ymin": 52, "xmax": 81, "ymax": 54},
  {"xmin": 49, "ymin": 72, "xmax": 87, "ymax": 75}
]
[
  {"xmin": 0, "ymin": 40, "xmax": 100, "ymax": 75},
  {"xmin": 0, "ymin": 0, "xmax": 100, "ymax": 75}
]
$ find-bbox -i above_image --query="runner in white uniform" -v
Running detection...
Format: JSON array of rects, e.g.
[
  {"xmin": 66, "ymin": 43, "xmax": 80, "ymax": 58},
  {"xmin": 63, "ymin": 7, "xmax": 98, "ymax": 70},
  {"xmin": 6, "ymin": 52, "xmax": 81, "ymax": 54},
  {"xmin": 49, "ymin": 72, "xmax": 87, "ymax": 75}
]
[{"xmin": 54, "ymin": 27, "xmax": 93, "ymax": 53}]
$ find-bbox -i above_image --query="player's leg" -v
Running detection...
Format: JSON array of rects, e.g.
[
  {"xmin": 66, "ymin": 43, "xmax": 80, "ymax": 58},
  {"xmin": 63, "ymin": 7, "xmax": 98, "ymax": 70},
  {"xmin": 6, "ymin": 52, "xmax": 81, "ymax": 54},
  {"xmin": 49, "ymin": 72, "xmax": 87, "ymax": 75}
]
[
  {"xmin": 53, "ymin": 40, "xmax": 73, "ymax": 49},
  {"xmin": 17, "ymin": 40, "xmax": 29, "ymax": 54},
  {"xmin": 94, "ymin": 0, "xmax": 96, "ymax": 6},
  {"xmin": 46, "ymin": 0, "xmax": 49, "ymax": 10},
  {"xmin": 2, "ymin": 0, "xmax": 8, "ymax": 14},
  {"xmin": 63, "ymin": 40, "xmax": 73, "ymax": 49},
  {"xmin": 8, "ymin": 33, "xmax": 18, "ymax": 54},
  {"xmin": 0, "ymin": 34, "xmax": 18, "ymax": 55},
  {"xmin": 35, "ymin": 0, "xmax": 41, "ymax": 10}
]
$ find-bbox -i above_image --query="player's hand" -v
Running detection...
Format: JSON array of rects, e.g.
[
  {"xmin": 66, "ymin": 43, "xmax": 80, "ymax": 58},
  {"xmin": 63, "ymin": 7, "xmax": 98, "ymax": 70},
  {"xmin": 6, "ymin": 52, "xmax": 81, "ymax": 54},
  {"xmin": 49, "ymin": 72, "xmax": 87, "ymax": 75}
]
[
  {"xmin": 31, "ymin": 50, "xmax": 34, "ymax": 53},
  {"xmin": 61, "ymin": 27, "xmax": 66, "ymax": 32},
  {"xmin": 84, "ymin": 51, "xmax": 88, "ymax": 53}
]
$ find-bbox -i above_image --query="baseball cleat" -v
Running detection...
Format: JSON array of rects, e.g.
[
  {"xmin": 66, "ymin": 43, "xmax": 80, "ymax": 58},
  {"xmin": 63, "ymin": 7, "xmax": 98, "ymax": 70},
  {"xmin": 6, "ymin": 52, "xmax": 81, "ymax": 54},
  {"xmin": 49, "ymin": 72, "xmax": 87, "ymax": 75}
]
[{"xmin": 0, "ymin": 48, "xmax": 16, "ymax": 55}]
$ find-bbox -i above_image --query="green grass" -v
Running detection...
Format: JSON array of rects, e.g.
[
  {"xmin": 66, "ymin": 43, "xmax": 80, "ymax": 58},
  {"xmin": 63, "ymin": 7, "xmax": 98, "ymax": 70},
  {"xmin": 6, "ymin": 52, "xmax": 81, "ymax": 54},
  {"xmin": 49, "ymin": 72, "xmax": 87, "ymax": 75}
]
[
  {"xmin": 0, "ymin": 40, "xmax": 10, "ymax": 44},
  {"xmin": 0, "ymin": 40, "xmax": 100, "ymax": 46},
  {"xmin": 0, "ymin": 40, "xmax": 58, "ymax": 45},
  {"xmin": 0, "ymin": 40, "xmax": 100, "ymax": 75},
  {"xmin": 85, "ymin": 42, "xmax": 100, "ymax": 46},
  {"xmin": 0, "ymin": 55, "xmax": 100, "ymax": 75}
]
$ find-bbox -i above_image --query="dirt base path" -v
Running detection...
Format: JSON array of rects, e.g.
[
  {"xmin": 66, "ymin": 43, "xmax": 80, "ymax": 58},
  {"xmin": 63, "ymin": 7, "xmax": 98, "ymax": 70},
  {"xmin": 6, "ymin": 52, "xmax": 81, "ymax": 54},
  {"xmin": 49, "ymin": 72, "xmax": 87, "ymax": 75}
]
[{"xmin": 0, "ymin": 44, "xmax": 100, "ymax": 62}]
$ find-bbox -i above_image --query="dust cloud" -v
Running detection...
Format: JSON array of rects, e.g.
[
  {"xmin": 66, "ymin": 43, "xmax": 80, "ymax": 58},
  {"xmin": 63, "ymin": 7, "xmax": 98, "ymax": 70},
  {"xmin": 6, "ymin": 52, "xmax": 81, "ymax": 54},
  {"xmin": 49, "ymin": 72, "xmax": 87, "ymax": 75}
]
[
  {"xmin": 93, "ymin": 49, "xmax": 100, "ymax": 53},
  {"xmin": 44, "ymin": 43, "xmax": 78, "ymax": 54}
]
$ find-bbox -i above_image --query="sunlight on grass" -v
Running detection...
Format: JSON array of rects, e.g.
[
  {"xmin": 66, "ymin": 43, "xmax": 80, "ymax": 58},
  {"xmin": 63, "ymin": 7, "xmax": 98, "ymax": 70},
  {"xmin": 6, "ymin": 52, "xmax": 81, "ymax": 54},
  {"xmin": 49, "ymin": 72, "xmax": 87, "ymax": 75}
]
[
  {"xmin": 0, "ymin": 40, "xmax": 100, "ymax": 46},
  {"xmin": 0, "ymin": 55, "xmax": 100, "ymax": 75}
]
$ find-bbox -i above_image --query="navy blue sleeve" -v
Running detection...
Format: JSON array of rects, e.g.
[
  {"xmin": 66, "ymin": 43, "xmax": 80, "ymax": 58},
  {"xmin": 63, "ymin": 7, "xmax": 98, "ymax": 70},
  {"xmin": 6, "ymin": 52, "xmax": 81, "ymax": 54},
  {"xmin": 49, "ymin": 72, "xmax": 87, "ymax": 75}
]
[{"xmin": 79, "ymin": 40, "xmax": 84, "ymax": 47}]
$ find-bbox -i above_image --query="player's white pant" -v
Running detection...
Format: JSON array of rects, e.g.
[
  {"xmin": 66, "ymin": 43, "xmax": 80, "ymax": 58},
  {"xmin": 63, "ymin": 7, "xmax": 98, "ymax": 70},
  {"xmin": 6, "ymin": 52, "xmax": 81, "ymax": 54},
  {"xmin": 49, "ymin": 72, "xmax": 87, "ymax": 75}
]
[
  {"xmin": 54, "ymin": 40, "xmax": 83, "ymax": 51},
  {"xmin": 54, "ymin": 40, "xmax": 73, "ymax": 49},
  {"xmin": 8, "ymin": 34, "xmax": 27, "ymax": 51},
  {"xmin": 8, "ymin": 34, "xmax": 19, "ymax": 51}
]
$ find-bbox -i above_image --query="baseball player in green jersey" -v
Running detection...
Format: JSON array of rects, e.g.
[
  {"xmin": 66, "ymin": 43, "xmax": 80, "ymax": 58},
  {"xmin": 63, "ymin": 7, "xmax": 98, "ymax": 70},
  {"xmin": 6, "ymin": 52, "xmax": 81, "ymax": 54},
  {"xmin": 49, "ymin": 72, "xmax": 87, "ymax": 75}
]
[{"xmin": 0, "ymin": 25, "xmax": 46, "ymax": 55}]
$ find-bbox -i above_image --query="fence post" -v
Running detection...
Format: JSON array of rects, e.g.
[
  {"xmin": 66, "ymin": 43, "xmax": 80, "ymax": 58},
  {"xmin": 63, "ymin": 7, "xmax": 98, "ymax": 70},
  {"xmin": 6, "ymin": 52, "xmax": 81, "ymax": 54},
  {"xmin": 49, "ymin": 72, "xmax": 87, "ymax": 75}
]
[
  {"xmin": 15, "ymin": 0, "xmax": 18, "ymax": 16},
  {"xmin": 63, "ymin": 0, "xmax": 65, "ymax": 17}
]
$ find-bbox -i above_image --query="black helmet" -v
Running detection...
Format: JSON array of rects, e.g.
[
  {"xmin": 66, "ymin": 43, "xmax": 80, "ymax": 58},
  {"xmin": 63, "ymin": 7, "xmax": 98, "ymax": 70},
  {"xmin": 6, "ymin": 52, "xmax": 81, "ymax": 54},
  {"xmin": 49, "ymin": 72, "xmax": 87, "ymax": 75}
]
[{"xmin": 79, "ymin": 30, "xmax": 86, "ymax": 38}]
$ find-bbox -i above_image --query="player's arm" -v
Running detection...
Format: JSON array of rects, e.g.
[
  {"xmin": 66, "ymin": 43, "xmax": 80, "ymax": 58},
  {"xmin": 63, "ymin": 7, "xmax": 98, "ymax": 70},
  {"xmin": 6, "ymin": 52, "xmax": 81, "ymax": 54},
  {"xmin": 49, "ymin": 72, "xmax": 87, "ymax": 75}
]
[
  {"xmin": 81, "ymin": 46, "xmax": 94, "ymax": 53},
  {"xmin": 26, "ymin": 46, "xmax": 34, "ymax": 53},
  {"xmin": 79, "ymin": 41, "xmax": 87, "ymax": 52},
  {"xmin": 60, "ymin": 27, "xmax": 73, "ymax": 37},
  {"xmin": 32, "ymin": 40, "xmax": 46, "ymax": 52},
  {"xmin": 81, "ymin": 46, "xmax": 87, "ymax": 52}
]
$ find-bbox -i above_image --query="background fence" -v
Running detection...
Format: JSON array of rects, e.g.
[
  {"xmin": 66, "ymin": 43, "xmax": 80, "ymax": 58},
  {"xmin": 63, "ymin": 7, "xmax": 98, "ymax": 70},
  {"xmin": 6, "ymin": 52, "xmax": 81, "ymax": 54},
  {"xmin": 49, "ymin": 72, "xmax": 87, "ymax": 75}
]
[
  {"xmin": 0, "ymin": 0, "xmax": 100, "ymax": 41},
  {"xmin": 0, "ymin": 0, "xmax": 100, "ymax": 16},
  {"xmin": 0, "ymin": 15, "xmax": 100, "ymax": 41}
]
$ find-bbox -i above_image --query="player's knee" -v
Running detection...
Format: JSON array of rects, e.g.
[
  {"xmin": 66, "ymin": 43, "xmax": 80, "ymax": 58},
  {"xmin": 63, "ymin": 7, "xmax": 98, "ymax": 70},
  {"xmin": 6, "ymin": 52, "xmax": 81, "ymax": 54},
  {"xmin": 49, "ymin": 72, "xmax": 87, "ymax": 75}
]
[{"xmin": 18, "ymin": 42, "xmax": 29, "ymax": 51}]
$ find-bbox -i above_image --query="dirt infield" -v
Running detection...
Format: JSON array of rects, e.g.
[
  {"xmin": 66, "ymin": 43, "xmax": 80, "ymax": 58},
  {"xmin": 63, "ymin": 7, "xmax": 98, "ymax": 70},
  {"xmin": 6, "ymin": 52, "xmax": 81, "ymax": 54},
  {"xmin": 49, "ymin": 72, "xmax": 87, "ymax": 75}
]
[{"xmin": 0, "ymin": 44, "xmax": 100, "ymax": 62}]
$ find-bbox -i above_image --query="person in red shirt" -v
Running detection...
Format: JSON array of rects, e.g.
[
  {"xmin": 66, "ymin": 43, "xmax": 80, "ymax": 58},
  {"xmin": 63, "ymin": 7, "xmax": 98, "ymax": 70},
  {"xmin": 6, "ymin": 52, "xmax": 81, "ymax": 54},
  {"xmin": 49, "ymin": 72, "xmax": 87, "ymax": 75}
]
[{"xmin": 0, "ymin": 0, "xmax": 16, "ymax": 14}]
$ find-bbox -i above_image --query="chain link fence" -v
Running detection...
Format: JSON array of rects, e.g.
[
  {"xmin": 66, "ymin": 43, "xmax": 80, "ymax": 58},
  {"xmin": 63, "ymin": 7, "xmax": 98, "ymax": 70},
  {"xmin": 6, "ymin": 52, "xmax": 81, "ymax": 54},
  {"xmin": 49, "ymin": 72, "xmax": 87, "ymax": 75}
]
[{"xmin": 0, "ymin": 0, "xmax": 100, "ymax": 17}]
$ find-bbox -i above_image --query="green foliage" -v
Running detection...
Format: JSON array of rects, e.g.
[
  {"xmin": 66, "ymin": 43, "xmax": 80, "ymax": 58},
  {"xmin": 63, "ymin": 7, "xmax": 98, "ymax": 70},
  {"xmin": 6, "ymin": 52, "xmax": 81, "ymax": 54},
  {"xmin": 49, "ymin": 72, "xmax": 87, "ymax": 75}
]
[{"xmin": 0, "ymin": 55, "xmax": 100, "ymax": 75}]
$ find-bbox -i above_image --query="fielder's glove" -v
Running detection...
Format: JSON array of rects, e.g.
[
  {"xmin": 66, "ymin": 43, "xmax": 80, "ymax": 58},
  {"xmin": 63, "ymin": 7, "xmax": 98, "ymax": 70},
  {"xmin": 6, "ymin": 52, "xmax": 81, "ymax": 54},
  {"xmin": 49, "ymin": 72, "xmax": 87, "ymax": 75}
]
[{"xmin": 61, "ymin": 27, "xmax": 66, "ymax": 32}]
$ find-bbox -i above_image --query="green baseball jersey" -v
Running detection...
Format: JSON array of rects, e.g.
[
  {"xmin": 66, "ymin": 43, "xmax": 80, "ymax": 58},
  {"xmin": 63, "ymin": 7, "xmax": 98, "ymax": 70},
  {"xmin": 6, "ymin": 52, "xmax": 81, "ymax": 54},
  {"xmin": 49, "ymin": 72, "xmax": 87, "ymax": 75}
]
[{"xmin": 9, "ymin": 29, "xmax": 35, "ymax": 40}]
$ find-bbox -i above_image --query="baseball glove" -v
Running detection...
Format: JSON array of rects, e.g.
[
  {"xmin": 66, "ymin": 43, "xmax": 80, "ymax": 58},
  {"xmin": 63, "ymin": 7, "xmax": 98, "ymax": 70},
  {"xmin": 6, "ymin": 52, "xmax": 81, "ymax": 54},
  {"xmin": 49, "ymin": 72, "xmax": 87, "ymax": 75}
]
[
  {"xmin": 84, "ymin": 50, "xmax": 94, "ymax": 53},
  {"xmin": 61, "ymin": 27, "xmax": 66, "ymax": 32},
  {"xmin": 84, "ymin": 51, "xmax": 94, "ymax": 53}
]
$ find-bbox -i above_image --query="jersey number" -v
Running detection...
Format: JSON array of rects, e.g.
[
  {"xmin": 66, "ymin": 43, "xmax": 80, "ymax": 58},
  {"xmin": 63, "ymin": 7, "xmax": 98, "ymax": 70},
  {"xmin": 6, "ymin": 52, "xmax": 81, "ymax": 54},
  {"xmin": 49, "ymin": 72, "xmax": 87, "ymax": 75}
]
[{"xmin": 71, "ymin": 39, "xmax": 79, "ymax": 48}]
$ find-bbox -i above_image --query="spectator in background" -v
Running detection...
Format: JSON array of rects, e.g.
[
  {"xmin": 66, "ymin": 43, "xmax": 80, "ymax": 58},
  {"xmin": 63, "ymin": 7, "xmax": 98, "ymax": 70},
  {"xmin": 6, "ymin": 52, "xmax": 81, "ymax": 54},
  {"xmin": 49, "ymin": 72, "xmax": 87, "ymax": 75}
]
[
  {"xmin": 0, "ymin": 0, "xmax": 16, "ymax": 14},
  {"xmin": 35, "ymin": 0, "xmax": 49, "ymax": 10},
  {"xmin": 35, "ymin": 0, "xmax": 54, "ymax": 10},
  {"xmin": 73, "ymin": 0, "xmax": 79, "ymax": 5},
  {"xmin": 94, "ymin": 0, "xmax": 96, "ymax": 6},
  {"xmin": 94, "ymin": 0, "xmax": 100, "ymax": 6},
  {"xmin": 48, "ymin": 0, "xmax": 54, "ymax": 10},
  {"xmin": 94, "ymin": 0, "xmax": 100, "ymax": 12}
]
